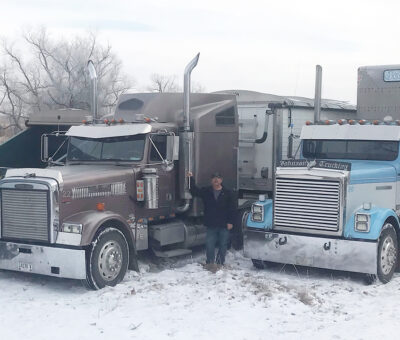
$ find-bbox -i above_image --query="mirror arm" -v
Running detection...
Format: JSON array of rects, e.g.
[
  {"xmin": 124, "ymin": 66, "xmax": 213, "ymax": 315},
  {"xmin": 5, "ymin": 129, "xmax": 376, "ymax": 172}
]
[{"xmin": 149, "ymin": 136, "xmax": 165, "ymax": 162}]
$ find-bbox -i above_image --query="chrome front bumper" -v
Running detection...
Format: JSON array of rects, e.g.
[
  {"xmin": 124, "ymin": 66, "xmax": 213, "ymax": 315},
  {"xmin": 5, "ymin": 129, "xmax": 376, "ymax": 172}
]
[
  {"xmin": 244, "ymin": 230, "xmax": 378, "ymax": 275},
  {"xmin": 0, "ymin": 241, "xmax": 86, "ymax": 280}
]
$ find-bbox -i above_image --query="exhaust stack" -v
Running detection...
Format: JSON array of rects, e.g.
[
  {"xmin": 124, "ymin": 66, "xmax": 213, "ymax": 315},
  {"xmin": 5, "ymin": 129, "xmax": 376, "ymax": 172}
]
[
  {"xmin": 87, "ymin": 60, "xmax": 98, "ymax": 120},
  {"xmin": 176, "ymin": 53, "xmax": 200, "ymax": 213},
  {"xmin": 314, "ymin": 65, "xmax": 322, "ymax": 123},
  {"xmin": 183, "ymin": 53, "xmax": 200, "ymax": 132}
]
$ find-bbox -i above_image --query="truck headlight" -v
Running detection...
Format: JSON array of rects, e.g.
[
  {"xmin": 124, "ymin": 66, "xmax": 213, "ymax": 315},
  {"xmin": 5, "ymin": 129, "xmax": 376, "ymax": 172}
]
[
  {"xmin": 61, "ymin": 223, "xmax": 83, "ymax": 234},
  {"xmin": 251, "ymin": 204, "xmax": 264, "ymax": 222},
  {"xmin": 355, "ymin": 214, "xmax": 370, "ymax": 232}
]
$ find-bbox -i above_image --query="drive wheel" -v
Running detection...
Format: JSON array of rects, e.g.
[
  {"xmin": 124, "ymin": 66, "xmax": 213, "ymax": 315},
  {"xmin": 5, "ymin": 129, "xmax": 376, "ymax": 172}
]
[
  {"xmin": 252, "ymin": 259, "xmax": 266, "ymax": 269},
  {"xmin": 83, "ymin": 227, "xmax": 129, "ymax": 290},
  {"xmin": 377, "ymin": 223, "xmax": 398, "ymax": 284}
]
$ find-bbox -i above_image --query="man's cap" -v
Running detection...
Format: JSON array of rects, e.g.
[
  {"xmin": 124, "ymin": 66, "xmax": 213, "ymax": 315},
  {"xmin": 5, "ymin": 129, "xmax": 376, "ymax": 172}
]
[{"xmin": 211, "ymin": 172, "xmax": 223, "ymax": 179}]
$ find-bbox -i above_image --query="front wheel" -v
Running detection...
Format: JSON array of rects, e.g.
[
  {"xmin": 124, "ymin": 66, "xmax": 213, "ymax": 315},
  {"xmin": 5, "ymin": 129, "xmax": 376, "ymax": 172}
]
[
  {"xmin": 83, "ymin": 227, "xmax": 129, "ymax": 290},
  {"xmin": 252, "ymin": 259, "xmax": 266, "ymax": 269},
  {"xmin": 377, "ymin": 223, "xmax": 398, "ymax": 283}
]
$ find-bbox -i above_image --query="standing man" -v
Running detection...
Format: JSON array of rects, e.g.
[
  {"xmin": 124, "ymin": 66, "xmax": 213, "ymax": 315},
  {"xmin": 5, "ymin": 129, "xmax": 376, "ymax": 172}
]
[{"xmin": 187, "ymin": 171, "xmax": 235, "ymax": 267}]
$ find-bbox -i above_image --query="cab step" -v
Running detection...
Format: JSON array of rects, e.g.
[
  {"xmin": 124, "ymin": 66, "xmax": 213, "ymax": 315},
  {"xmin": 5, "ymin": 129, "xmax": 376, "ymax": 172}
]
[{"xmin": 152, "ymin": 248, "xmax": 193, "ymax": 258}]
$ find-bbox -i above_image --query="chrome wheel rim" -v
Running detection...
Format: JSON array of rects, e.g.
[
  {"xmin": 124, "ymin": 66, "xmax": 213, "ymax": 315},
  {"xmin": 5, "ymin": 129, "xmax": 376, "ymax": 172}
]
[
  {"xmin": 98, "ymin": 240, "xmax": 123, "ymax": 281},
  {"xmin": 380, "ymin": 235, "xmax": 397, "ymax": 275}
]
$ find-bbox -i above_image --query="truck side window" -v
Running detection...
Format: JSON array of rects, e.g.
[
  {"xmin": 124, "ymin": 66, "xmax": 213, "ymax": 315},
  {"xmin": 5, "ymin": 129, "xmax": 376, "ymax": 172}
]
[{"xmin": 150, "ymin": 135, "xmax": 167, "ymax": 161}]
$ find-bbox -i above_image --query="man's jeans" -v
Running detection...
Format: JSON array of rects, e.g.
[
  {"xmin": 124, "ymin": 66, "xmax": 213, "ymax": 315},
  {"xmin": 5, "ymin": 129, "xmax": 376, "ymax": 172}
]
[{"xmin": 206, "ymin": 227, "xmax": 230, "ymax": 265}]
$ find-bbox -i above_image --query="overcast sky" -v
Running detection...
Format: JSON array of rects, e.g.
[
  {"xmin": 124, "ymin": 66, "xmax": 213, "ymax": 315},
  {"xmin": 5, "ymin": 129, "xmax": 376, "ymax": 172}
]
[{"xmin": 1, "ymin": 0, "xmax": 399, "ymax": 104}]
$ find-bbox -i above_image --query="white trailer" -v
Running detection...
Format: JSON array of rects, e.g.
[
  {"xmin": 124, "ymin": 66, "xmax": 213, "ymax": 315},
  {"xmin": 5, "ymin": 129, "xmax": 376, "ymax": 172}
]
[{"xmin": 216, "ymin": 90, "xmax": 356, "ymax": 197}]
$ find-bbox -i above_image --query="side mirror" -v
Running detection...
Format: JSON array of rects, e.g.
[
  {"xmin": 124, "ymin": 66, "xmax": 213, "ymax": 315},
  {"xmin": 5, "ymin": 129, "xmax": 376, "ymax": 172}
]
[
  {"xmin": 40, "ymin": 132, "xmax": 68, "ymax": 165},
  {"xmin": 166, "ymin": 135, "xmax": 179, "ymax": 161},
  {"xmin": 287, "ymin": 134, "xmax": 294, "ymax": 159},
  {"xmin": 41, "ymin": 134, "xmax": 49, "ymax": 163}
]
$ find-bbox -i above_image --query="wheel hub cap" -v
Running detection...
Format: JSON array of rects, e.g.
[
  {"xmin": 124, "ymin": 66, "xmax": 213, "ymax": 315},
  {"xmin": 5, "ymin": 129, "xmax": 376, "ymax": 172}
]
[
  {"xmin": 380, "ymin": 236, "xmax": 397, "ymax": 275},
  {"xmin": 98, "ymin": 241, "xmax": 123, "ymax": 281}
]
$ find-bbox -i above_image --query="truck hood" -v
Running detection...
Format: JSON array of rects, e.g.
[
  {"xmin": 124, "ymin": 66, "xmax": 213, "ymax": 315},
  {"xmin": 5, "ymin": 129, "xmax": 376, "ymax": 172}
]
[
  {"xmin": 58, "ymin": 164, "xmax": 135, "ymax": 188},
  {"xmin": 348, "ymin": 161, "xmax": 397, "ymax": 185},
  {"xmin": 5, "ymin": 164, "xmax": 136, "ymax": 189}
]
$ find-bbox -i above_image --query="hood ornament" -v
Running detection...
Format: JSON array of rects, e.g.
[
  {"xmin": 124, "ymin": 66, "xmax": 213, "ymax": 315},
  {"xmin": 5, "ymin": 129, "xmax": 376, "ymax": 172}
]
[{"xmin": 307, "ymin": 160, "xmax": 317, "ymax": 170}]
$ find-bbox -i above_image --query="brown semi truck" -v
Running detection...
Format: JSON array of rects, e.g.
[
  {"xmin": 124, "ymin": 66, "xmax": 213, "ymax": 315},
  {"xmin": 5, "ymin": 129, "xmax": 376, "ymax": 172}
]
[{"xmin": 0, "ymin": 55, "xmax": 238, "ymax": 289}]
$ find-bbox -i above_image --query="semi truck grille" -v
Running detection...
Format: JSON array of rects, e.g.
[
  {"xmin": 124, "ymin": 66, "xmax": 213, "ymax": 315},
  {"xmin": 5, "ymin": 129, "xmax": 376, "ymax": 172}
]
[
  {"xmin": 1, "ymin": 189, "xmax": 49, "ymax": 241},
  {"xmin": 274, "ymin": 178, "xmax": 341, "ymax": 232}
]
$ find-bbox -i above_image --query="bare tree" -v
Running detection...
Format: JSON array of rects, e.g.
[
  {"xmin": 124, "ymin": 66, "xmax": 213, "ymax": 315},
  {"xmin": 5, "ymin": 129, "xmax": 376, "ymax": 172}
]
[
  {"xmin": 0, "ymin": 29, "xmax": 132, "ymax": 133},
  {"xmin": 191, "ymin": 81, "xmax": 206, "ymax": 93},
  {"xmin": 146, "ymin": 73, "xmax": 205, "ymax": 94},
  {"xmin": 147, "ymin": 73, "xmax": 180, "ymax": 93}
]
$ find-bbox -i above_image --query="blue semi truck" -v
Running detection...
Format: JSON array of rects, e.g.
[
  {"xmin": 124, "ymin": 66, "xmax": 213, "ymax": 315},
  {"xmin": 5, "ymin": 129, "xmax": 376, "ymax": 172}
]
[{"xmin": 244, "ymin": 65, "xmax": 400, "ymax": 283}]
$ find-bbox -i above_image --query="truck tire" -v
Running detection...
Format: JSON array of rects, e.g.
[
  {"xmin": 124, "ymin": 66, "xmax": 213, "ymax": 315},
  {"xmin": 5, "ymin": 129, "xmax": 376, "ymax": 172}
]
[
  {"xmin": 377, "ymin": 223, "xmax": 398, "ymax": 284},
  {"xmin": 252, "ymin": 259, "xmax": 266, "ymax": 269},
  {"xmin": 83, "ymin": 227, "xmax": 129, "ymax": 290}
]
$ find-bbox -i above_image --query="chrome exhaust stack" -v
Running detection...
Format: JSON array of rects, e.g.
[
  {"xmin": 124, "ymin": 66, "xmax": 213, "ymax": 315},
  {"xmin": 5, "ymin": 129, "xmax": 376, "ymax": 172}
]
[
  {"xmin": 177, "ymin": 53, "xmax": 200, "ymax": 213},
  {"xmin": 314, "ymin": 65, "xmax": 322, "ymax": 123},
  {"xmin": 87, "ymin": 60, "xmax": 98, "ymax": 121},
  {"xmin": 183, "ymin": 53, "xmax": 200, "ymax": 132}
]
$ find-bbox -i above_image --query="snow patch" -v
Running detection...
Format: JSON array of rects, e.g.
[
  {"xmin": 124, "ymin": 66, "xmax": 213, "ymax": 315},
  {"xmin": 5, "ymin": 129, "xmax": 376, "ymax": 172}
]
[{"xmin": 0, "ymin": 250, "xmax": 399, "ymax": 339}]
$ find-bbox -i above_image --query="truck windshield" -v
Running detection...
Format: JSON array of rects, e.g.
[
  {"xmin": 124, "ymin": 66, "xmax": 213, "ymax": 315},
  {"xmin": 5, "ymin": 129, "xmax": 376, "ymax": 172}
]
[
  {"xmin": 303, "ymin": 139, "xmax": 399, "ymax": 161},
  {"xmin": 67, "ymin": 135, "xmax": 145, "ymax": 162}
]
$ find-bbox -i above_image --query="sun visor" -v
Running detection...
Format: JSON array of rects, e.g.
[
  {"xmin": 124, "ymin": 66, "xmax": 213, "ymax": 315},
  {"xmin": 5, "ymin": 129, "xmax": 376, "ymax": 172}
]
[{"xmin": 66, "ymin": 124, "xmax": 152, "ymax": 139}]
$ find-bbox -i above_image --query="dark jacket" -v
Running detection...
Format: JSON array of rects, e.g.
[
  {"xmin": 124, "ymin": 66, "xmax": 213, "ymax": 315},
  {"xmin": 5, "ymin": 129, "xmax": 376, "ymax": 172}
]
[{"xmin": 190, "ymin": 178, "xmax": 235, "ymax": 228}]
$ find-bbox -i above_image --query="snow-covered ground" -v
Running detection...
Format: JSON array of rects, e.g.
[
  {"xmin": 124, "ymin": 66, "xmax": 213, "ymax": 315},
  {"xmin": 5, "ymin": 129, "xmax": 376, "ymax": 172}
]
[{"xmin": 1, "ymin": 249, "xmax": 399, "ymax": 340}]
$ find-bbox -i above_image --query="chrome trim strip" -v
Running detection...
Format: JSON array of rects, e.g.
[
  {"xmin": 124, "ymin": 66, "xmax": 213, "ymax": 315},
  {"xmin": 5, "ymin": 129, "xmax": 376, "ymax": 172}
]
[{"xmin": 376, "ymin": 185, "xmax": 392, "ymax": 190}]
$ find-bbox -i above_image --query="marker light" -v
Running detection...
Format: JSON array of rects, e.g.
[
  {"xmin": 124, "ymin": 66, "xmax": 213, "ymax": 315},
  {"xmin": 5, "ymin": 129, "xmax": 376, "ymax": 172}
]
[
  {"xmin": 362, "ymin": 202, "xmax": 372, "ymax": 210},
  {"xmin": 96, "ymin": 202, "xmax": 105, "ymax": 211},
  {"xmin": 136, "ymin": 180, "xmax": 144, "ymax": 201}
]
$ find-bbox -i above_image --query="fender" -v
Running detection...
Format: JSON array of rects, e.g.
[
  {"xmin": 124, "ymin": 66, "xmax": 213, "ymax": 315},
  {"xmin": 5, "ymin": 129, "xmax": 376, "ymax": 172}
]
[
  {"xmin": 344, "ymin": 206, "xmax": 399, "ymax": 240},
  {"xmin": 246, "ymin": 199, "xmax": 273, "ymax": 230},
  {"xmin": 63, "ymin": 210, "xmax": 139, "ymax": 271},
  {"xmin": 63, "ymin": 210, "xmax": 133, "ymax": 246}
]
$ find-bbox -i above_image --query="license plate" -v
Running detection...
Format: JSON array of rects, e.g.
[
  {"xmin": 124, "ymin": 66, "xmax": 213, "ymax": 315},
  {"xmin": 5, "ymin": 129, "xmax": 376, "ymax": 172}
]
[{"xmin": 18, "ymin": 262, "xmax": 33, "ymax": 272}]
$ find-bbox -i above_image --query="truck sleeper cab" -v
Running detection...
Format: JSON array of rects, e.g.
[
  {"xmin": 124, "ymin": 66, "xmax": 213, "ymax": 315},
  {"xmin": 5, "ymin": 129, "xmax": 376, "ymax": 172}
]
[{"xmin": 244, "ymin": 121, "xmax": 400, "ymax": 283}]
